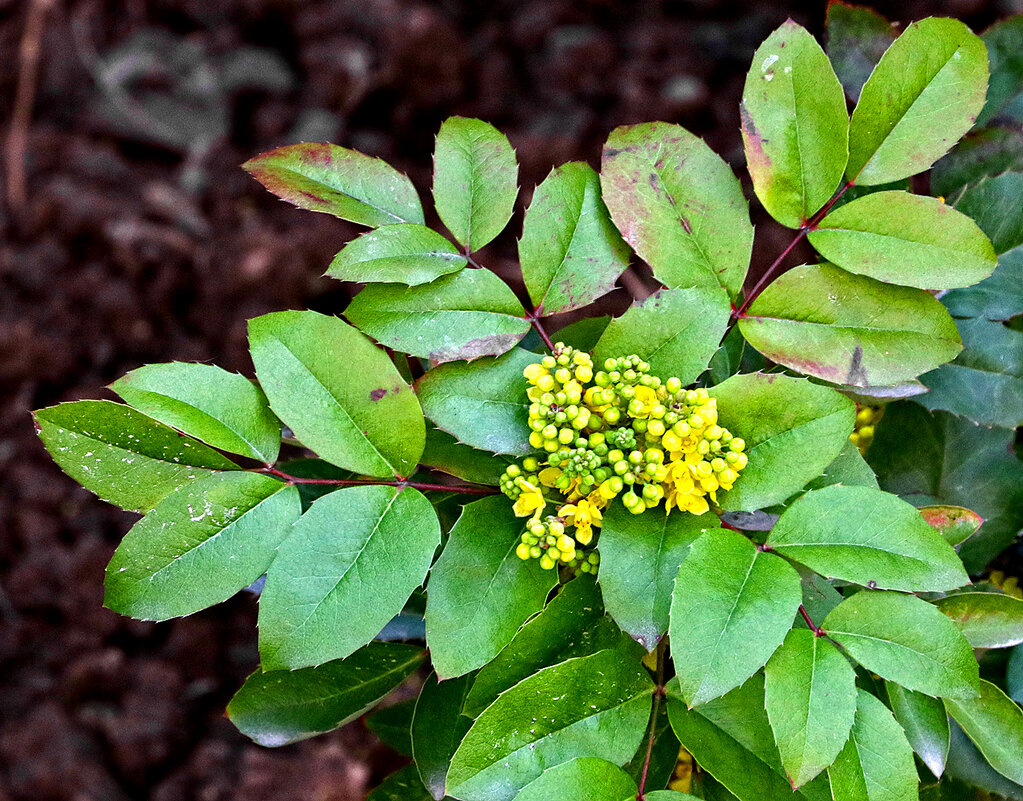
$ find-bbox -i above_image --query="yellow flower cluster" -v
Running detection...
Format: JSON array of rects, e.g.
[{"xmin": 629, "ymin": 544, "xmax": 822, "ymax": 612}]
[{"xmin": 849, "ymin": 405, "xmax": 882, "ymax": 455}]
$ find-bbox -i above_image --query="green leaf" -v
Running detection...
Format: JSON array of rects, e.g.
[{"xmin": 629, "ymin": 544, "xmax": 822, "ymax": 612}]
[
  {"xmin": 425, "ymin": 495, "xmax": 557, "ymax": 678},
  {"xmin": 249, "ymin": 310, "xmax": 425, "ymax": 478},
  {"xmin": 227, "ymin": 641, "xmax": 424, "ymax": 746},
  {"xmin": 345, "ymin": 269, "xmax": 529, "ymax": 363},
  {"xmin": 764, "ymin": 629, "xmax": 856, "ymax": 788},
  {"xmin": 412, "ymin": 672, "xmax": 474, "ymax": 799},
  {"xmin": 462, "ymin": 576, "xmax": 613, "ymax": 717},
  {"xmin": 945, "ymin": 680, "xmax": 1023, "ymax": 785},
  {"xmin": 741, "ymin": 21, "xmax": 848, "ymax": 228},
  {"xmin": 822, "ymin": 591, "xmax": 979, "ymax": 699},
  {"xmin": 931, "ymin": 128, "xmax": 1023, "ymax": 198},
  {"xmin": 1010, "ymin": 646, "xmax": 1023, "ymax": 705},
  {"xmin": 765, "ymin": 484, "xmax": 970, "ymax": 592},
  {"xmin": 243, "ymin": 142, "xmax": 424, "ymax": 227},
  {"xmin": 514, "ymin": 758, "xmax": 638, "ymax": 801},
  {"xmin": 669, "ymin": 528, "xmax": 801, "ymax": 706},
  {"xmin": 592, "ymin": 287, "xmax": 731, "ymax": 387},
  {"xmin": 599, "ymin": 504, "xmax": 715, "ymax": 651},
  {"xmin": 942, "ymin": 245, "xmax": 1023, "ymax": 321},
  {"xmin": 846, "ymin": 18, "xmax": 988, "ymax": 186},
  {"xmin": 709, "ymin": 372, "xmax": 855, "ymax": 511},
  {"xmin": 918, "ymin": 317, "xmax": 1023, "ymax": 428},
  {"xmin": 34, "ymin": 400, "xmax": 236, "ymax": 513},
  {"xmin": 951, "ymin": 171, "xmax": 1023, "ymax": 255},
  {"xmin": 623, "ymin": 701, "xmax": 681, "ymax": 792},
  {"xmin": 978, "ymin": 15, "xmax": 1023, "ymax": 126},
  {"xmin": 258, "ymin": 485, "xmax": 440, "ymax": 670},
  {"xmin": 920, "ymin": 505, "xmax": 984, "ymax": 547},
  {"xmin": 808, "ymin": 191, "xmax": 996, "ymax": 289},
  {"xmin": 886, "ymin": 681, "xmax": 950, "ymax": 779},
  {"xmin": 867, "ymin": 402, "xmax": 1023, "ymax": 572},
  {"xmin": 111, "ymin": 362, "xmax": 281, "ymax": 463},
  {"xmin": 420, "ymin": 425, "xmax": 511, "ymax": 486},
  {"xmin": 416, "ymin": 348, "xmax": 535, "ymax": 456},
  {"xmin": 367, "ymin": 765, "xmax": 434, "ymax": 801},
  {"xmin": 326, "ymin": 223, "xmax": 467, "ymax": 285},
  {"xmin": 365, "ymin": 699, "xmax": 415, "ymax": 756},
  {"xmin": 945, "ymin": 721, "xmax": 1023, "ymax": 801},
  {"xmin": 105, "ymin": 472, "xmax": 300, "ymax": 620},
  {"xmin": 798, "ymin": 568, "xmax": 845, "ymax": 624},
  {"xmin": 739, "ymin": 263, "xmax": 962, "ymax": 386},
  {"xmin": 706, "ymin": 326, "xmax": 746, "ymax": 386},
  {"xmin": 827, "ymin": 689, "xmax": 918, "ymax": 801},
  {"xmin": 934, "ymin": 592, "xmax": 1023, "ymax": 649},
  {"xmin": 551, "ymin": 316, "xmax": 611, "ymax": 352},
  {"xmin": 803, "ymin": 439, "xmax": 879, "ymax": 492},
  {"xmin": 445, "ymin": 647, "xmax": 654, "ymax": 801},
  {"xmin": 520, "ymin": 162, "xmax": 630, "ymax": 315},
  {"xmin": 646, "ymin": 794, "xmax": 702, "ymax": 801},
  {"xmin": 825, "ymin": 2, "xmax": 895, "ymax": 102},
  {"xmin": 433, "ymin": 117, "xmax": 518, "ymax": 251},
  {"xmin": 600, "ymin": 122, "xmax": 753, "ymax": 299}
]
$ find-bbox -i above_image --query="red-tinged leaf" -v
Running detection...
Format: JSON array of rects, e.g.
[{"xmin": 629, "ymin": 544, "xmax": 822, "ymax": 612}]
[{"xmin": 920, "ymin": 505, "xmax": 984, "ymax": 547}]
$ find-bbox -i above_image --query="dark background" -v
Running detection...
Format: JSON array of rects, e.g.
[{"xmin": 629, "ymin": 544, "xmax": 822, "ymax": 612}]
[{"xmin": 1, "ymin": 1, "xmax": 1016, "ymax": 798}]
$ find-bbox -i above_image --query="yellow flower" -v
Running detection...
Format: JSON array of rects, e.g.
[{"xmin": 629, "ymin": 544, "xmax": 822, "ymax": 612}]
[
  {"xmin": 512, "ymin": 480, "xmax": 546, "ymax": 519},
  {"xmin": 631, "ymin": 385, "xmax": 659, "ymax": 418},
  {"xmin": 561, "ymin": 498, "xmax": 603, "ymax": 545}
]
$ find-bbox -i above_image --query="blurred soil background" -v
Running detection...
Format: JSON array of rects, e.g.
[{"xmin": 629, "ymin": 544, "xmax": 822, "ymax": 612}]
[{"xmin": 1, "ymin": 0, "xmax": 1019, "ymax": 798}]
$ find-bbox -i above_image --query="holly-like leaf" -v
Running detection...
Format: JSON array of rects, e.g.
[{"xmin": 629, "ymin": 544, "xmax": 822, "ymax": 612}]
[
  {"xmin": 918, "ymin": 317, "xmax": 1023, "ymax": 428},
  {"xmin": 416, "ymin": 348, "xmax": 535, "ymax": 456},
  {"xmin": 977, "ymin": 15, "xmax": 1023, "ymax": 127},
  {"xmin": 846, "ymin": 18, "xmax": 988, "ymax": 186},
  {"xmin": 412, "ymin": 672, "xmax": 474, "ymax": 800},
  {"xmin": 822, "ymin": 591, "xmax": 979, "ymax": 699},
  {"xmin": 706, "ymin": 325, "xmax": 746, "ymax": 386},
  {"xmin": 804, "ymin": 439, "xmax": 879, "ymax": 492},
  {"xmin": 34, "ymin": 400, "xmax": 236, "ymax": 513},
  {"xmin": 365, "ymin": 699, "xmax": 416, "ymax": 756},
  {"xmin": 709, "ymin": 372, "xmax": 855, "ymax": 511},
  {"xmin": 669, "ymin": 528, "xmax": 802, "ymax": 706},
  {"xmin": 764, "ymin": 629, "xmax": 857, "ymax": 788},
  {"xmin": 592, "ymin": 287, "xmax": 731, "ymax": 387},
  {"xmin": 765, "ymin": 484, "xmax": 970, "ymax": 592},
  {"xmin": 741, "ymin": 21, "xmax": 848, "ymax": 228},
  {"xmin": 739, "ymin": 263, "xmax": 962, "ymax": 386},
  {"xmin": 258, "ymin": 486, "xmax": 440, "ymax": 670},
  {"xmin": 827, "ymin": 689, "xmax": 919, "ymax": 801},
  {"xmin": 942, "ymin": 245, "xmax": 1023, "ymax": 321},
  {"xmin": 945, "ymin": 680, "xmax": 1023, "ymax": 786},
  {"xmin": 552, "ymin": 316, "xmax": 612, "ymax": 352},
  {"xmin": 886, "ymin": 682, "xmax": 950, "ymax": 779},
  {"xmin": 599, "ymin": 504, "xmax": 715, "ymax": 651},
  {"xmin": 934, "ymin": 592, "xmax": 1023, "ymax": 649},
  {"xmin": 227, "ymin": 641, "xmax": 424, "ymax": 746},
  {"xmin": 111, "ymin": 362, "xmax": 281, "ymax": 464},
  {"xmin": 825, "ymin": 2, "xmax": 895, "ymax": 102},
  {"xmin": 243, "ymin": 142, "xmax": 424, "ymax": 227},
  {"xmin": 420, "ymin": 426, "xmax": 511, "ymax": 486},
  {"xmin": 931, "ymin": 128, "xmax": 1023, "ymax": 198},
  {"xmin": 920, "ymin": 505, "xmax": 984, "ymax": 547},
  {"xmin": 346, "ymin": 269, "xmax": 530, "ymax": 363},
  {"xmin": 326, "ymin": 223, "xmax": 467, "ymax": 285},
  {"xmin": 445, "ymin": 647, "xmax": 654, "ymax": 801},
  {"xmin": 249, "ymin": 310, "xmax": 424, "ymax": 478},
  {"xmin": 623, "ymin": 701, "xmax": 681, "ymax": 792},
  {"xmin": 514, "ymin": 758, "xmax": 638, "ymax": 801},
  {"xmin": 808, "ymin": 191, "xmax": 996, "ymax": 289},
  {"xmin": 425, "ymin": 495, "xmax": 557, "ymax": 678},
  {"xmin": 600, "ymin": 122, "xmax": 753, "ymax": 299},
  {"xmin": 520, "ymin": 162, "xmax": 630, "ymax": 316},
  {"xmin": 952, "ymin": 171, "xmax": 1023, "ymax": 255},
  {"xmin": 433, "ymin": 117, "xmax": 518, "ymax": 251},
  {"xmin": 105, "ymin": 472, "xmax": 300, "ymax": 620}
]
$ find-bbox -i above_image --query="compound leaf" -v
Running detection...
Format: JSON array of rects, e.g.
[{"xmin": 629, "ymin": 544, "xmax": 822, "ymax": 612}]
[{"xmin": 326, "ymin": 223, "xmax": 466, "ymax": 285}]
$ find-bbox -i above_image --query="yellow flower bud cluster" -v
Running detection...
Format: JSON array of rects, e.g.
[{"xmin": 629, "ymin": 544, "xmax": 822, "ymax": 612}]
[{"xmin": 849, "ymin": 405, "xmax": 883, "ymax": 455}]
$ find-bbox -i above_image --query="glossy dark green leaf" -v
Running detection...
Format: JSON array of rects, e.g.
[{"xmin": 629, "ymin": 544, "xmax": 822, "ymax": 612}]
[
  {"xmin": 227, "ymin": 642, "xmax": 425, "ymax": 746},
  {"xmin": 846, "ymin": 18, "xmax": 988, "ymax": 185},
  {"xmin": 822, "ymin": 591, "xmax": 979, "ymax": 699},
  {"xmin": 920, "ymin": 505, "xmax": 984, "ymax": 547},
  {"xmin": 433, "ymin": 117, "xmax": 518, "ymax": 251},
  {"xmin": 766, "ymin": 484, "xmax": 970, "ymax": 592},
  {"xmin": 327, "ymin": 223, "xmax": 466, "ymax": 285},
  {"xmin": 34, "ymin": 400, "xmax": 236, "ymax": 513},
  {"xmin": 764, "ymin": 629, "xmax": 857, "ymax": 788},
  {"xmin": 935, "ymin": 592, "xmax": 1023, "ymax": 649},
  {"xmin": 249, "ymin": 310, "xmax": 425, "ymax": 478},
  {"xmin": 739, "ymin": 263, "xmax": 962, "ymax": 386},
  {"xmin": 741, "ymin": 21, "xmax": 848, "ymax": 228},
  {"xmin": 514, "ymin": 758, "xmax": 638, "ymax": 801},
  {"xmin": 520, "ymin": 162, "xmax": 630, "ymax": 315},
  {"xmin": 622, "ymin": 700, "xmax": 681, "ymax": 793},
  {"xmin": 825, "ymin": 2, "xmax": 895, "ymax": 102},
  {"xmin": 709, "ymin": 372, "xmax": 855, "ymax": 511},
  {"xmin": 931, "ymin": 128, "xmax": 1023, "ymax": 198},
  {"xmin": 599, "ymin": 504, "xmax": 715, "ymax": 651},
  {"xmin": 346, "ymin": 269, "xmax": 529, "ymax": 363},
  {"xmin": 1009, "ymin": 645, "xmax": 1023, "ymax": 704},
  {"xmin": 445, "ymin": 647, "xmax": 654, "ymax": 801},
  {"xmin": 365, "ymin": 698, "xmax": 415, "ymax": 756},
  {"xmin": 945, "ymin": 680, "xmax": 1023, "ymax": 785},
  {"xmin": 258, "ymin": 486, "xmax": 440, "ymax": 670},
  {"xmin": 798, "ymin": 569, "xmax": 844, "ymax": 624},
  {"xmin": 105, "ymin": 472, "xmax": 300, "ymax": 620},
  {"xmin": 366, "ymin": 765, "xmax": 434, "ymax": 801},
  {"xmin": 886, "ymin": 681, "xmax": 950, "ymax": 778},
  {"xmin": 551, "ymin": 316, "xmax": 611, "ymax": 352},
  {"xmin": 419, "ymin": 426, "xmax": 511, "ymax": 486},
  {"xmin": 942, "ymin": 245, "xmax": 1023, "ymax": 321},
  {"xmin": 412, "ymin": 672, "xmax": 474, "ymax": 799},
  {"xmin": 669, "ymin": 528, "xmax": 802, "ymax": 706},
  {"xmin": 945, "ymin": 721, "xmax": 1023, "ymax": 800},
  {"xmin": 416, "ymin": 348, "xmax": 535, "ymax": 456},
  {"xmin": 600, "ymin": 122, "xmax": 753, "ymax": 299},
  {"xmin": 592, "ymin": 287, "xmax": 731, "ymax": 387},
  {"xmin": 952, "ymin": 171, "xmax": 1023, "ymax": 255},
  {"xmin": 244, "ymin": 142, "xmax": 424, "ymax": 227},
  {"xmin": 111, "ymin": 362, "xmax": 281, "ymax": 463},
  {"xmin": 803, "ymin": 439, "xmax": 878, "ymax": 492},
  {"xmin": 425, "ymin": 495, "xmax": 557, "ymax": 678},
  {"xmin": 706, "ymin": 325, "xmax": 745, "ymax": 386},
  {"xmin": 978, "ymin": 15, "xmax": 1023, "ymax": 126},
  {"xmin": 827, "ymin": 689, "xmax": 918, "ymax": 801}
]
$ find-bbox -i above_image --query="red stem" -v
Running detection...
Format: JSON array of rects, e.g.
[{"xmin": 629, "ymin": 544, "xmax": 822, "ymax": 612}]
[
  {"xmin": 528, "ymin": 312, "xmax": 555, "ymax": 351},
  {"xmin": 256, "ymin": 467, "xmax": 498, "ymax": 495},
  {"xmin": 637, "ymin": 642, "xmax": 667, "ymax": 800},
  {"xmin": 799, "ymin": 604, "xmax": 825, "ymax": 637}
]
